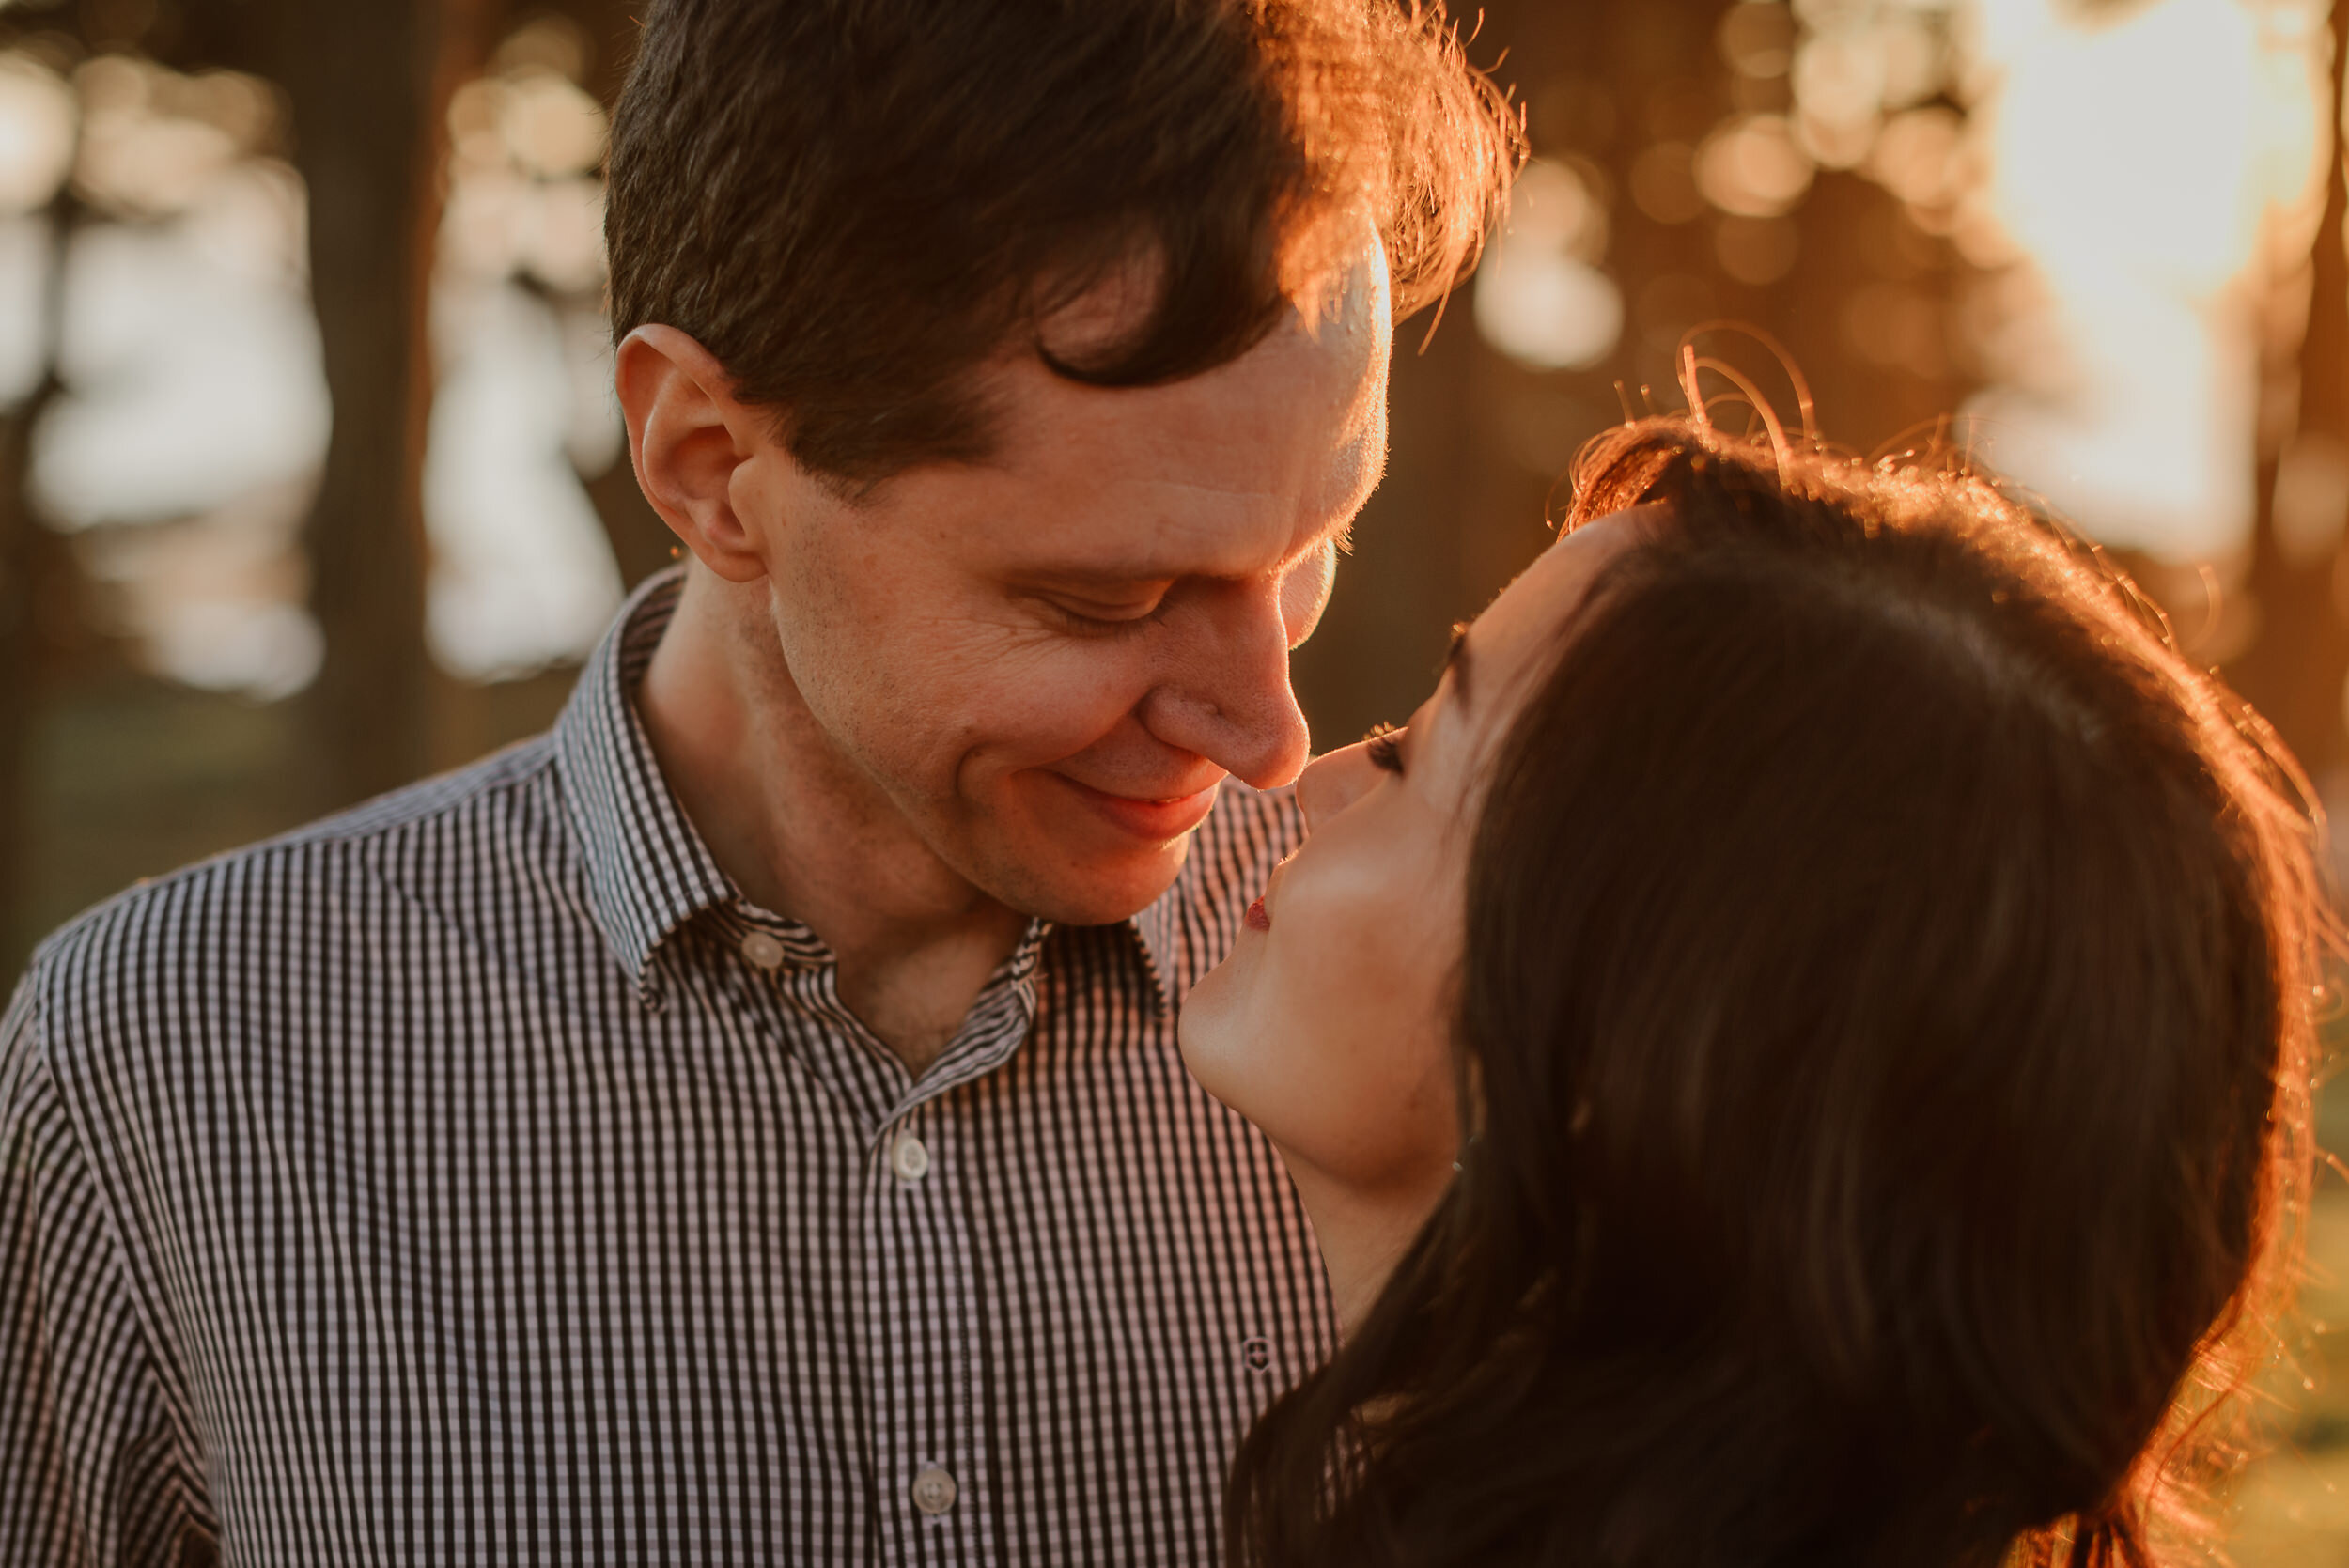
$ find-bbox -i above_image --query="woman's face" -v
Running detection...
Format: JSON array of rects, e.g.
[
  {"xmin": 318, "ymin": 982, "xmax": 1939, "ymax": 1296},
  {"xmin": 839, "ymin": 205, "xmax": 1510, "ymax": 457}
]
[{"xmin": 1180, "ymin": 511, "xmax": 1647, "ymax": 1219}]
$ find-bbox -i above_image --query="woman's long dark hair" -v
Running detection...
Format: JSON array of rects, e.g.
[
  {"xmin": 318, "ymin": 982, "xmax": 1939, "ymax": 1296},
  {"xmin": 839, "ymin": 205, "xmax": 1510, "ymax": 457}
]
[{"xmin": 1225, "ymin": 419, "xmax": 2326, "ymax": 1568}]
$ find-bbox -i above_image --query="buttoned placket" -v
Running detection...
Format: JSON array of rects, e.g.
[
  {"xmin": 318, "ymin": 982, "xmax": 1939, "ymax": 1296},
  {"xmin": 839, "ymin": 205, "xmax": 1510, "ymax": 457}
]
[
  {"xmin": 722, "ymin": 907, "xmax": 1048, "ymax": 1566},
  {"xmin": 860, "ymin": 936, "xmax": 1045, "ymax": 1565}
]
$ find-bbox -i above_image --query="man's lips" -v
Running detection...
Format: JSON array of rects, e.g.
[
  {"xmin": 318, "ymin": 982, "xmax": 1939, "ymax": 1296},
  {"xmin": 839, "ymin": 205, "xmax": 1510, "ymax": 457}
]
[{"xmin": 1051, "ymin": 774, "xmax": 1223, "ymax": 842}]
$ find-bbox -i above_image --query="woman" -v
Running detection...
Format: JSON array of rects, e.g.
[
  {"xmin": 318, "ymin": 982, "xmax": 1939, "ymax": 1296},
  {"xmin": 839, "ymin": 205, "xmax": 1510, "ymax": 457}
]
[{"xmin": 1179, "ymin": 416, "xmax": 2326, "ymax": 1568}]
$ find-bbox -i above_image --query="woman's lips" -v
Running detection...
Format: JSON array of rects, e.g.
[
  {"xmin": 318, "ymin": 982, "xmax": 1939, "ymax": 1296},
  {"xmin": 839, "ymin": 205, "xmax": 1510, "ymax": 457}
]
[
  {"xmin": 1053, "ymin": 774, "xmax": 1223, "ymax": 843},
  {"xmin": 1246, "ymin": 858, "xmax": 1293, "ymax": 932}
]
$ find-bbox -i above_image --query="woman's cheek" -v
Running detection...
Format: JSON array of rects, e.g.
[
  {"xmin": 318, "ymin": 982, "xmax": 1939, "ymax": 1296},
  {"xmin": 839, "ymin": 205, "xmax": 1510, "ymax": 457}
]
[
  {"xmin": 1285, "ymin": 880, "xmax": 1430, "ymax": 1068},
  {"xmin": 1346, "ymin": 857, "xmax": 1465, "ymax": 1161},
  {"xmin": 1293, "ymin": 1005, "xmax": 1457, "ymax": 1189}
]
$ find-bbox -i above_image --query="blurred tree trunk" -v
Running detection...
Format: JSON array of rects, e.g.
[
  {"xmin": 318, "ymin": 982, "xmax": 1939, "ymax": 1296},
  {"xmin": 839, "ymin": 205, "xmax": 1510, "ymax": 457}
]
[
  {"xmin": 554, "ymin": 0, "xmax": 678, "ymax": 589},
  {"xmin": 278, "ymin": 0, "xmax": 495, "ymax": 811},
  {"xmin": 0, "ymin": 202, "xmax": 72, "ymax": 949},
  {"xmin": 2227, "ymin": 0, "xmax": 2349, "ymax": 789},
  {"xmin": 279, "ymin": 2, "xmax": 436, "ymax": 810}
]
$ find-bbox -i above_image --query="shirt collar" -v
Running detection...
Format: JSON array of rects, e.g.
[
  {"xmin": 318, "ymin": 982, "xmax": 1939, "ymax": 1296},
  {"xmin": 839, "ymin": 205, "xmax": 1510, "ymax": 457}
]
[
  {"xmin": 556, "ymin": 566, "xmax": 1189, "ymax": 1011},
  {"xmin": 1128, "ymin": 881, "xmax": 1184, "ymax": 1014},
  {"xmin": 554, "ymin": 568, "xmax": 737, "ymax": 994}
]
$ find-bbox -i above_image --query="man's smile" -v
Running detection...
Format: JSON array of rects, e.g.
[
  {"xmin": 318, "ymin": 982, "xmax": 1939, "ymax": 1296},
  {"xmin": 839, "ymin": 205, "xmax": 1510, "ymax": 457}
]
[{"xmin": 1044, "ymin": 773, "xmax": 1225, "ymax": 843}]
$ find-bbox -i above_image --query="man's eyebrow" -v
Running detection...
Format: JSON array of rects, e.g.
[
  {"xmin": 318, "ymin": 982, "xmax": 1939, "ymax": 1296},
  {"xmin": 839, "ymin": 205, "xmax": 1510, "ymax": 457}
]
[
  {"xmin": 1018, "ymin": 513, "xmax": 1359, "ymax": 591},
  {"xmin": 1444, "ymin": 622, "xmax": 1472, "ymax": 709}
]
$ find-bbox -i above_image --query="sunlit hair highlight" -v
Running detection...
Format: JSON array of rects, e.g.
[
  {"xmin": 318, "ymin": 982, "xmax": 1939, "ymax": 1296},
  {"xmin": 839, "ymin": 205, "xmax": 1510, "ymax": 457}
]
[{"xmin": 1225, "ymin": 416, "xmax": 2326, "ymax": 1568}]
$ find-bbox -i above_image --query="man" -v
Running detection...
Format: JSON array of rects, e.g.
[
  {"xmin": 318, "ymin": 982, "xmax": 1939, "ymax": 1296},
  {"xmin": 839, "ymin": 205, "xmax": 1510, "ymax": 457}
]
[{"xmin": 0, "ymin": 2, "xmax": 1516, "ymax": 1561}]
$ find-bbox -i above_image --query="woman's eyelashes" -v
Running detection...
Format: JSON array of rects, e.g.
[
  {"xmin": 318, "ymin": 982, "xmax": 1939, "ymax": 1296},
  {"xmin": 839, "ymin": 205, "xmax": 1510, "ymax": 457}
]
[{"xmin": 1364, "ymin": 722, "xmax": 1405, "ymax": 774}]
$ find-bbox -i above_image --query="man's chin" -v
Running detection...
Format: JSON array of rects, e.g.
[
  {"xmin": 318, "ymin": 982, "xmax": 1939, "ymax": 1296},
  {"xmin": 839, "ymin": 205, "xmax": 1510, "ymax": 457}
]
[{"xmin": 986, "ymin": 834, "xmax": 1196, "ymax": 928}]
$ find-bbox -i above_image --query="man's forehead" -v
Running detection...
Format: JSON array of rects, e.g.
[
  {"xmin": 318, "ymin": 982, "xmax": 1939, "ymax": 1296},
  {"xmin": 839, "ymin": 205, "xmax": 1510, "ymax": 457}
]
[
  {"xmin": 1036, "ymin": 290, "xmax": 1385, "ymax": 440},
  {"xmin": 1000, "ymin": 465, "xmax": 1370, "ymax": 586},
  {"xmin": 953, "ymin": 269, "xmax": 1389, "ymax": 582}
]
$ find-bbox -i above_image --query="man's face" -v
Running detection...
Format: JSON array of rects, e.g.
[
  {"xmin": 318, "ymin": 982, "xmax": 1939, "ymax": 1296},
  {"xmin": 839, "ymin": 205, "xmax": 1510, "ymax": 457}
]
[{"xmin": 731, "ymin": 245, "xmax": 1392, "ymax": 927}]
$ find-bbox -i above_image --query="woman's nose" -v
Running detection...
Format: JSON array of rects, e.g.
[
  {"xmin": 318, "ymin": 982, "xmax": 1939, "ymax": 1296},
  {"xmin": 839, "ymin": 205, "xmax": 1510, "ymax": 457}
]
[{"xmin": 1295, "ymin": 738, "xmax": 1383, "ymax": 835}]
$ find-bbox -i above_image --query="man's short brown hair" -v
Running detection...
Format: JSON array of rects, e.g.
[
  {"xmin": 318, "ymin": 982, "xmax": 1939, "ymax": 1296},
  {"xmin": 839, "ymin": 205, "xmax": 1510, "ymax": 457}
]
[{"xmin": 605, "ymin": 0, "xmax": 1521, "ymax": 485}]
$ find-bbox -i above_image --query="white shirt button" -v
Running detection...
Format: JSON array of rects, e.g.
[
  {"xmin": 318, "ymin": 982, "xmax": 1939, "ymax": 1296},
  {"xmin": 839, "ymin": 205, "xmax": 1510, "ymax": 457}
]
[
  {"xmin": 910, "ymin": 1467, "xmax": 957, "ymax": 1515},
  {"xmin": 892, "ymin": 1134, "xmax": 931, "ymax": 1183},
  {"xmin": 740, "ymin": 931, "xmax": 786, "ymax": 971}
]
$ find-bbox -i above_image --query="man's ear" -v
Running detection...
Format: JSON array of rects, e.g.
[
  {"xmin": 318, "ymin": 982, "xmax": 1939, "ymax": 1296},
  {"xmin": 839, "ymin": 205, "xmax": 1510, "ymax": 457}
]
[{"xmin": 614, "ymin": 325, "xmax": 773, "ymax": 583}]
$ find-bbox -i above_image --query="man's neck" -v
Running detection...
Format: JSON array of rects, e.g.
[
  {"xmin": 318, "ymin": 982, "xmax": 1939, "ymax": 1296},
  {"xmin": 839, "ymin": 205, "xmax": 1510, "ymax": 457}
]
[{"xmin": 635, "ymin": 571, "xmax": 1034, "ymax": 1076}]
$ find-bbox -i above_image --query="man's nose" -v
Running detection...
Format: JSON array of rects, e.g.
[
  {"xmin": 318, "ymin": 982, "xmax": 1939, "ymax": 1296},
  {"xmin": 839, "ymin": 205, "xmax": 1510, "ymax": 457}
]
[
  {"xmin": 1293, "ymin": 740, "xmax": 1382, "ymax": 835},
  {"xmin": 1135, "ymin": 584, "xmax": 1312, "ymax": 790}
]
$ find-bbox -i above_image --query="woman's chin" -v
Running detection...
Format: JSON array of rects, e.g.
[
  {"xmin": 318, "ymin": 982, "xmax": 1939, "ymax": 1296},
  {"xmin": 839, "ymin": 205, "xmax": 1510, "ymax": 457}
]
[{"xmin": 1176, "ymin": 957, "xmax": 1245, "ymax": 1095}]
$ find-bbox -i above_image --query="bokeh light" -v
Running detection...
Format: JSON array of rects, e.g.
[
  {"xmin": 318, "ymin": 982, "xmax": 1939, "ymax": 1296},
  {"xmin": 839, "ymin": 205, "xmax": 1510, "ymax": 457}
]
[
  {"xmin": 0, "ymin": 54, "xmax": 74, "ymax": 213},
  {"xmin": 1964, "ymin": 0, "xmax": 2323, "ymax": 559},
  {"xmin": 1473, "ymin": 0, "xmax": 2328, "ymax": 567},
  {"xmin": 428, "ymin": 20, "xmax": 623, "ymax": 681},
  {"xmin": 1475, "ymin": 157, "xmax": 1626, "ymax": 371},
  {"xmin": 0, "ymin": 51, "xmax": 328, "ymax": 698},
  {"xmin": 0, "ymin": 18, "xmax": 631, "ymax": 696}
]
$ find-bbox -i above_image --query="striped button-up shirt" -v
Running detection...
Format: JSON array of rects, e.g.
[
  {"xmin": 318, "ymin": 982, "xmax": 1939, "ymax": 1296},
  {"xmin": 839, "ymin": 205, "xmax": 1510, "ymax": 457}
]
[{"xmin": 0, "ymin": 570, "xmax": 1335, "ymax": 1567}]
